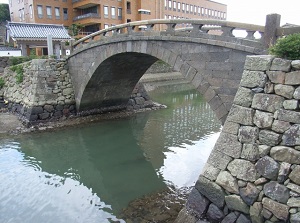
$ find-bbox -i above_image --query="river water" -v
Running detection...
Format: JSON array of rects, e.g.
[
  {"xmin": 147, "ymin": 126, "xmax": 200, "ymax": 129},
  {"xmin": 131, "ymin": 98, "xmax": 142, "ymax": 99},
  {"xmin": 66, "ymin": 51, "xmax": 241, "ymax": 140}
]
[{"xmin": 0, "ymin": 83, "xmax": 221, "ymax": 223}]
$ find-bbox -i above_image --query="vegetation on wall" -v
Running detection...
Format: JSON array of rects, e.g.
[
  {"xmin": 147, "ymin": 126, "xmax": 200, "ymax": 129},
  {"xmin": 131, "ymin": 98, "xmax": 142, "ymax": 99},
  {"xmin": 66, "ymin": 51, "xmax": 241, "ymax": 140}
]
[
  {"xmin": 0, "ymin": 77, "xmax": 4, "ymax": 89},
  {"xmin": 10, "ymin": 65, "xmax": 24, "ymax": 84},
  {"xmin": 10, "ymin": 55, "xmax": 48, "ymax": 66},
  {"xmin": 269, "ymin": 33, "xmax": 300, "ymax": 60}
]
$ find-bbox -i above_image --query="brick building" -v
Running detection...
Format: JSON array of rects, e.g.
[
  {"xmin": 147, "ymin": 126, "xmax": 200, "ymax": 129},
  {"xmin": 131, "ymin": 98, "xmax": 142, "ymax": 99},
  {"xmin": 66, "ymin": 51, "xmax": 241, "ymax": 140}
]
[{"xmin": 8, "ymin": 0, "xmax": 226, "ymax": 36}]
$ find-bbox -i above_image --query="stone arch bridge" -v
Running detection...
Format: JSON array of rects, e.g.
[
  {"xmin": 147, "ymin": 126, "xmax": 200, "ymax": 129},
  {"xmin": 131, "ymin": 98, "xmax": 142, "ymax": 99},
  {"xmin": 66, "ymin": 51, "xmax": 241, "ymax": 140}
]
[{"xmin": 67, "ymin": 17, "xmax": 277, "ymax": 123}]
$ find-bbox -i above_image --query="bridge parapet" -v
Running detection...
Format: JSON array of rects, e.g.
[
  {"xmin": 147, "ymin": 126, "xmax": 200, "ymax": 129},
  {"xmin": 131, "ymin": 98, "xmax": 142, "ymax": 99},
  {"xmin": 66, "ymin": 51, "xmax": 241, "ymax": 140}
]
[{"xmin": 72, "ymin": 19, "xmax": 266, "ymax": 51}]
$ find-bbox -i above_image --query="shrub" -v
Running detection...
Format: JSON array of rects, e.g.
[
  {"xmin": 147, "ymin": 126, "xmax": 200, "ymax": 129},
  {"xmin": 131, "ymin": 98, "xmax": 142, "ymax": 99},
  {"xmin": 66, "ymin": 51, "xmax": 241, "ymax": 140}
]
[
  {"xmin": 0, "ymin": 77, "xmax": 4, "ymax": 89},
  {"xmin": 10, "ymin": 65, "xmax": 24, "ymax": 84},
  {"xmin": 269, "ymin": 33, "xmax": 300, "ymax": 60}
]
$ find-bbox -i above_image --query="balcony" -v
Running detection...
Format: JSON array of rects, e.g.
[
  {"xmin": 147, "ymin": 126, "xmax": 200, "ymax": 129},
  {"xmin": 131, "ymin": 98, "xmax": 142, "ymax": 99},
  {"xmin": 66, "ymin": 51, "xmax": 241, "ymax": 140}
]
[
  {"xmin": 73, "ymin": 13, "xmax": 101, "ymax": 25},
  {"xmin": 73, "ymin": 0, "xmax": 100, "ymax": 9}
]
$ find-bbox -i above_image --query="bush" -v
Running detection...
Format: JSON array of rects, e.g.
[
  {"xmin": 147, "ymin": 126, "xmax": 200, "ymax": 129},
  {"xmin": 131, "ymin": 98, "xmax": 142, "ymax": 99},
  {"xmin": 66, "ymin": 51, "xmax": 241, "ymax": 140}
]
[
  {"xmin": 0, "ymin": 77, "xmax": 4, "ymax": 89},
  {"xmin": 9, "ymin": 55, "xmax": 48, "ymax": 66},
  {"xmin": 10, "ymin": 65, "xmax": 24, "ymax": 84},
  {"xmin": 269, "ymin": 33, "xmax": 300, "ymax": 60}
]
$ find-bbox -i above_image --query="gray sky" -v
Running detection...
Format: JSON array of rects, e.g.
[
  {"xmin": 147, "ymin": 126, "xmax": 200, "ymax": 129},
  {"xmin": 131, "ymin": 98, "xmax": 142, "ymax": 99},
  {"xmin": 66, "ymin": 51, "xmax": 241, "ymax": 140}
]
[{"xmin": 0, "ymin": 0, "xmax": 299, "ymax": 26}]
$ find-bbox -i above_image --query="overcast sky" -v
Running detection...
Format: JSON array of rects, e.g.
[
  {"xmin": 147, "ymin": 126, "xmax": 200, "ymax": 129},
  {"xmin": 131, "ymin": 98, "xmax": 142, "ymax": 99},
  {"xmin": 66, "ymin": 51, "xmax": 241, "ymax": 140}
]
[{"xmin": 0, "ymin": 0, "xmax": 299, "ymax": 26}]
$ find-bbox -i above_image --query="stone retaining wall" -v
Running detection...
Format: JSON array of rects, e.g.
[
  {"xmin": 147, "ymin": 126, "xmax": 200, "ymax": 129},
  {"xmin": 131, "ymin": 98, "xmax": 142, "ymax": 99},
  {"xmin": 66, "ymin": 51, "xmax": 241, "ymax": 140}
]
[
  {"xmin": 1, "ymin": 59, "xmax": 76, "ymax": 123},
  {"xmin": 0, "ymin": 56, "xmax": 10, "ymax": 74},
  {"xmin": 0, "ymin": 59, "xmax": 158, "ymax": 124},
  {"xmin": 177, "ymin": 55, "xmax": 300, "ymax": 223}
]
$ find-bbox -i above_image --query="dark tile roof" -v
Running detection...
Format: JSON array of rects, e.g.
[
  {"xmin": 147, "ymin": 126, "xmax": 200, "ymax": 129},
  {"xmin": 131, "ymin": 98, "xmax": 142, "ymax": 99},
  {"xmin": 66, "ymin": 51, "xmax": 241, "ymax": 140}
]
[
  {"xmin": 6, "ymin": 22, "xmax": 71, "ymax": 41},
  {"xmin": 0, "ymin": 46, "xmax": 20, "ymax": 51}
]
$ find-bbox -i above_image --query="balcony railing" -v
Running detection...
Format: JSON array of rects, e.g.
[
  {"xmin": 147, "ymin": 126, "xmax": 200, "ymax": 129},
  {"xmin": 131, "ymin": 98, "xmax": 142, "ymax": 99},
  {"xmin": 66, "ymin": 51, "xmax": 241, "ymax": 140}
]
[{"xmin": 73, "ymin": 13, "xmax": 100, "ymax": 21}]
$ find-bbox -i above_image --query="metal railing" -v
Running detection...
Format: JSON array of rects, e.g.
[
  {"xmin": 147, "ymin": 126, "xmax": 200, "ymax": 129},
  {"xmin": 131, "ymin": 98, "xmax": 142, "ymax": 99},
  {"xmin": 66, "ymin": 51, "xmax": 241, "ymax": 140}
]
[{"xmin": 73, "ymin": 13, "xmax": 100, "ymax": 21}]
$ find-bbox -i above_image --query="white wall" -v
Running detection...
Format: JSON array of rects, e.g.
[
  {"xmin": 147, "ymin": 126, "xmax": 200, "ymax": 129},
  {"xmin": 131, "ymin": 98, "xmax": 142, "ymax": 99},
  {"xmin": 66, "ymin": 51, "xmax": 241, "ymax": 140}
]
[{"xmin": 0, "ymin": 50, "xmax": 22, "ymax": 57}]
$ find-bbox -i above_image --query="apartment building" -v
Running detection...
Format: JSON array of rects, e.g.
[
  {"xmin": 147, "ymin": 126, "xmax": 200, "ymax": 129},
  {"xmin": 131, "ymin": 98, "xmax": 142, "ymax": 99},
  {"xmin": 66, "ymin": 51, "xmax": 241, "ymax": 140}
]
[{"xmin": 8, "ymin": 0, "xmax": 227, "ymax": 36}]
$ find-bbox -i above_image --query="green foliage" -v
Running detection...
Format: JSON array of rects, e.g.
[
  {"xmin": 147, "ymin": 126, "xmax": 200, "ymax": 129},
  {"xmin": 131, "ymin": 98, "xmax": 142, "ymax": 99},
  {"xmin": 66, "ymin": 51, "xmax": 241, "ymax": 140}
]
[
  {"xmin": 0, "ymin": 4, "xmax": 10, "ymax": 22},
  {"xmin": 68, "ymin": 23, "xmax": 84, "ymax": 37},
  {"xmin": 10, "ymin": 65, "xmax": 24, "ymax": 84},
  {"xmin": 269, "ymin": 33, "xmax": 300, "ymax": 60},
  {"xmin": 0, "ymin": 77, "xmax": 4, "ymax": 89},
  {"xmin": 9, "ymin": 55, "xmax": 48, "ymax": 66}
]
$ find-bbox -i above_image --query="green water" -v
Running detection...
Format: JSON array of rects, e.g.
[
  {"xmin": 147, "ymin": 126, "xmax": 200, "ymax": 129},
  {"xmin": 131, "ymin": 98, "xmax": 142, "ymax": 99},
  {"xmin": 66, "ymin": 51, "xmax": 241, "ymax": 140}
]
[{"xmin": 0, "ymin": 84, "xmax": 221, "ymax": 223}]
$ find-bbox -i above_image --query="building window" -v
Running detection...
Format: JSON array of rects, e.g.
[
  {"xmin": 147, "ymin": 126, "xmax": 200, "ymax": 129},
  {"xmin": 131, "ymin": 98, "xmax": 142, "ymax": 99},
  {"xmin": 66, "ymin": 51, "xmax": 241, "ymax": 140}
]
[
  {"xmin": 182, "ymin": 3, "xmax": 185, "ymax": 12},
  {"xmin": 63, "ymin": 8, "xmax": 68, "ymax": 20},
  {"xmin": 173, "ymin": 1, "xmax": 176, "ymax": 11},
  {"xmin": 168, "ymin": 0, "xmax": 171, "ymax": 9},
  {"xmin": 55, "ymin": 7, "xmax": 60, "ymax": 19},
  {"xmin": 198, "ymin": 6, "xmax": 200, "ymax": 15},
  {"xmin": 138, "ymin": 9, "xmax": 150, "ymax": 15},
  {"xmin": 194, "ymin": 5, "xmax": 197, "ymax": 14},
  {"xmin": 186, "ymin": 4, "xmax": 189, "ymax": 12},
  {"xmin": 177, "ymin": 2, "xmax": 180, "ymax": 11},
  {"xmin": 126, "ymin": 1, "xmax": 131, "ymax": 14},
  {"xmin": 118, "ymin": 8, "xmax": 122, "ymax": 19},
  {"xmin": 208, "ymin": 9, "xmax": 211, "ymax": 17},
  {"xmin": 111, "ymin": 7, "xmax": 116, "ymax": 19},
  {"xmin": 104, "ymin": 6, "xmax": 108, "ymax": 18},
  {"xmin": 19, "ymin": 9, "xmax": 22, "ymax": 21},
  {"xmin": 164, "ymin": 0, "xmax": 167, "ymax": 8},
  {"xmin": 62, "ymin": 0, "xmax": 67, "ymax": 2},
  {"xmin": 46, "ymin": 6, "xmax": 52, "ymax": 19},
  {"xmin": 37, "ymin": 5, "xmax": 43, "ymax": 18},
  {"xmin": 104, "ymin": 24, "xmax": 109, "ymax": 29},
  {"xmin": 190, "ymin": 5, "xmax": 193, "ymax": 14},
  {"xmin": 29, "ymin": 5, "xmax": 33, "ymax": 18}
]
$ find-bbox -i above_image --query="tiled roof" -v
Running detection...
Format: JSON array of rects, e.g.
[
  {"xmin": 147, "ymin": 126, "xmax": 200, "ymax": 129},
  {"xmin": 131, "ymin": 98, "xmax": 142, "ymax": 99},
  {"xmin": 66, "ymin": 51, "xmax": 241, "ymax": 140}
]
[
  {"xmin": 0, "ymin": 46, "xmax": 20, "ymax": 51},
  {"xmin": 6, "ymin": 22, "xmax": 71, "ymax": 41}
]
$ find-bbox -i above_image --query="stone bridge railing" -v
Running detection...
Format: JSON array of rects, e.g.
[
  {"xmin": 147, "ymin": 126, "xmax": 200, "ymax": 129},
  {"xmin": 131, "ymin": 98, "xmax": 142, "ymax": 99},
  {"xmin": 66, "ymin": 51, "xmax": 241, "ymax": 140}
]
[
  {"xmin": 71, "ymin": 14, "xmax": 300, "ymax": 52},
  {"xmin": 72, "ymin": 18, "xmax": 265, "ymax": 50}
]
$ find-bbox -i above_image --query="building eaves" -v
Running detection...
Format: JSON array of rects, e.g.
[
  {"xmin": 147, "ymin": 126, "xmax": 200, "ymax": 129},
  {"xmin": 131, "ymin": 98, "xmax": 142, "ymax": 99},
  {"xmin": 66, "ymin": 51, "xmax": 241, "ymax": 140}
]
[{"xmin": 6, "ymin": 22, "xmax": 71, "ymax": 41}]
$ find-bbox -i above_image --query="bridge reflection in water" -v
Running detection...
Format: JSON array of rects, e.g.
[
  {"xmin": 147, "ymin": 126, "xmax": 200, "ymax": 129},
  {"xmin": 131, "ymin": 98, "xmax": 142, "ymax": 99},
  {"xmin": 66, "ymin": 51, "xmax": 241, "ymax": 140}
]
[{"xmin": 0, "ymin": 84, "xmax": 221, "ymax": 222}]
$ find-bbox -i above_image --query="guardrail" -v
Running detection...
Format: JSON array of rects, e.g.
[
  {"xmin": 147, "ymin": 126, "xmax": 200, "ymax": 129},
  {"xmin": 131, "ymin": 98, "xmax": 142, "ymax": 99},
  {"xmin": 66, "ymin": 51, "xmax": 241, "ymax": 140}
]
[
  {"xmin": 71, "ymin": 16, "xmax": 300, "ymax": 51},
  {"xmin": 73, "ymin": 13, "xmax": 100, "ymax": 21}
]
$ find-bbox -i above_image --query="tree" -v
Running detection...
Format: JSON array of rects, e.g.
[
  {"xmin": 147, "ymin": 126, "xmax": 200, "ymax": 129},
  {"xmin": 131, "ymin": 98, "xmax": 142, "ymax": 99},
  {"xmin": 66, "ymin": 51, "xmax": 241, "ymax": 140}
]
[
  {"xmin": 0, "ymin": 4, "xmax": 10, "ymax": 23},
  {"xmin": 68, "ymin": 23, "xmax": 83, "ymax": 38}
]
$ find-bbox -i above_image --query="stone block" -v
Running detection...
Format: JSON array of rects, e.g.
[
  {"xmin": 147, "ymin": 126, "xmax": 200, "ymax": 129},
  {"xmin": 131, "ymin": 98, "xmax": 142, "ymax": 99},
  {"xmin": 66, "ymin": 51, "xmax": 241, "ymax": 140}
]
[
  {"xmin": 250, "ymin": 202, "xmax": 263, "ymax": 223},
  {"xmin": 266, "ymin": 71, "xmax": 286, "ymax": 84},
  {"xmin": 238, "ymin": 126, "xmax": 259, "ymax": 143},
  {"xmin": 202, "ymin": 163, "xmax": 221, "ymax": 181},
  {"xmin": 225, "ymin": 195, "xmax": 250, "ymax": 214},
  {"xmin": 221, "ymin": 212, "xmax": 238, "ymax": 223},
  {"xmin": 287, "ymin": 197, "xmax": 300, "ymax": 207},
  {"xmin": 244, "ymin": 55, "xmax": 273, "ymax": 71},
  {"xmin": 186, "ymin": 188, "xmax": 210, "ymax": 217},
  {"xmin": 282, "ymin": 124, "xmax": 300, "ymax": 146},
  {"xmin": 236, "ymin": 214, "xmax": 251, "ymax": 223},
  {"xmin": 289, "ymin": 165, "xmax": 300, "ymax": 185},
  {"xmin": 285, "ymin": 71, "xmax": 300, "ymax": 85},
  {"xmin": 216, "ymin": 171, "xmax": 239, "ymax": 194},
  {"xmin": 294, "ymin": 86, "xmax": 300, "ymax": 99},
  {"xmin": 227, "ymin": 105, "xmax": 254, "ymax": 125},
  {"xmin": 233, "ymin": 87, "xmax": 254, "ymax": 107},
  {"xmin": 207, "ymin": 150, "xmax": 233, "ymax": 170},
  {"xmin": 264, "ymin": 81, "xmax": 274, "ymax": 94},
  {"xmin": 252, "ymin": 93, "xmax": 284, "ymax": 113},
  {"xmin": 227, "ymin": 159, "xmax": 259, "ymax": 182},
  {"xmin": 207, "ymin": 203, "xmax": 225, "ymax": 223},
  {"xmin": 270, "ymin": 58, "xmax": 291, "ymax": 72},
  {"xmin": 174, "ymin": 207, "xmax": 198, "ymax": 223},
  {"xmin": 262, "ymin": 197, "xmax": 290, "ymax": 221},
  {"xmin": 240, "ymin": 70, "xmax": 267, "ymax": 88},
  {"xmin": 214, "ymin": 132, "xmax": 242, "ymax": 158},
  {"xmin": 253, "ymin": 110, "xmax": 273, "ymax": 128},
  {"xmin": 241, "ymin": 144, "xmax": 260, "ymax": 161},
  {"xmin": 278, "ymin": 110, "xmax": 300, "ymax": 124},
  {"xmin": 272, "ymin": 120, "xmax": 291, "ymax": 133},
  {"xmin": 263, "ymin": 181, "xmax": 290, "ymax": 204},
  {"xmin": 291, "ymin": 212, "xmax": 300, "ymax": 223},
  {"xmin": 258, "ymin": 145, "xmax": 271, "ymax": 158},
  {"xmin": 270, "ymin": 146, "xmax": 300, "ymax": 164},
  {"xmin": 222, "ymin": 121, "xmax": 240, "ymax": 135},
  {"xmin": 240, "ymin": 183, "xmax": 260, "ymax": 206},
  {"xmin": 259, "ymin": 130, "xmax": 281, "ymax": 146},
  {"xmin": 195, "ymin": 176, "xmax": 225, "ymax": 208},
  {"xmin": 274, "ymin": 84, "xmax": 295, "ymax": 99},
  {"xmin": 287, "ymin": 183, "xmax": 300, "ymax": 194},
  {"xmin": 278, "ymin": 162, "xmax": 291, "ymax": 183},
  {"xmin": 283, "ymin": 100, "xmax": 298, "ymax": 110},
  {"xmin": 255, "ymin": 156, "xmax": 279, "ymax": 180},
  {"xmin": 291, "ymin": 60, "xmax": 300, "ymax": 70}
]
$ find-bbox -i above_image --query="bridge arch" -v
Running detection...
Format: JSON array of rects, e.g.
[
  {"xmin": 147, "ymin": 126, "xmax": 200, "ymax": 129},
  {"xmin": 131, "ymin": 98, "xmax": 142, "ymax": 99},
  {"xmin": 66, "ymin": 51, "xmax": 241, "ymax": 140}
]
[{"xmin": 68, "ymin": 36, "xmax": 261, "ymax": 123}]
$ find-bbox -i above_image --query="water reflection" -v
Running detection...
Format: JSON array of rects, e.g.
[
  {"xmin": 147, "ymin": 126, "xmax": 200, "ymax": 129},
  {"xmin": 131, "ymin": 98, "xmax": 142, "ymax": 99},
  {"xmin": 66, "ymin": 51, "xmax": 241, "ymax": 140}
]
[{"xmin": 0, "ymin": 84, "xmax": 221, "ymax": 222}]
